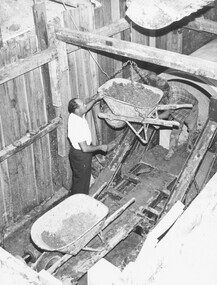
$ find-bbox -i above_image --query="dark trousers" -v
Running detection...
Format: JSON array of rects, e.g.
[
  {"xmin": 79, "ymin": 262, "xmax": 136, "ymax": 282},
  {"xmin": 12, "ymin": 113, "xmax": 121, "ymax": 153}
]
[{"xmin": 69, "ymin": 146, "xmax": 92, "ymax": 195}]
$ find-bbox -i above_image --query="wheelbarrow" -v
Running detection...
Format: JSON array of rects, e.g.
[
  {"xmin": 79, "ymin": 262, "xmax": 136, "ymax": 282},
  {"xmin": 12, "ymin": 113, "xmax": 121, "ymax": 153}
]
[
  {"xmin": 98, "ymin": 78, "xmax": 192, "ymax": 144},
  {"xmin": 30, "ymin": 192, "xmax": 135, "ymax": 273},
  {"xmin": 31, "ymin": 194, "xmax": 109, "ymax": 256}
]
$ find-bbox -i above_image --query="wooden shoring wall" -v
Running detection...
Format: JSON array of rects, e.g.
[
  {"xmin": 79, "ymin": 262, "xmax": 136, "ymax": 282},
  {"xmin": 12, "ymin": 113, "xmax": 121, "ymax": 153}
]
[
  {"xmin": 0, "ymin": 34, "xmax": 56, "ymax": 229},
  {"xmin": 0, "ymin": 1, "xmax": 71, "ymax": 233},
  {"xmin": 0, "ymin": 0, "xmax": 162, "ymax": 233}
]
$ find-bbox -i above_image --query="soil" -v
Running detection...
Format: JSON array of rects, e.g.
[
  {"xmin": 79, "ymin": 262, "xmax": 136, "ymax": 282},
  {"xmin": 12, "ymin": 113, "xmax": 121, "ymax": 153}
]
[
  {"xmin": 42, "ymin": 231, "xmax": 67, "ymax": 249},
  {"xmin": 41, "ymin": 212, "xmax": 99, "ymax": 249},
  {"xmin": 103, "ymin": 81, "xmax": 161, "ymax": 108}
]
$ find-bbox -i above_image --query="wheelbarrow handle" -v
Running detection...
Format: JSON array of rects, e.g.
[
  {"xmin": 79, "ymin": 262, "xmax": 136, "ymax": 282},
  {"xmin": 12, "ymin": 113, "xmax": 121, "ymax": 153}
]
[
  {"xmin": 157, "ymin": 104, "xmax": 193, "ymax": 110},
  {"xmin": 92, "ymin": 182, "xmax": 107, "ymax": 199},
  {"xmin": 143, "ymin": 118, "xmax": 180, "ymax": 127},
  {"xmin": 103, "ymin": 197, "xmax": 136, "ymax": 229}
]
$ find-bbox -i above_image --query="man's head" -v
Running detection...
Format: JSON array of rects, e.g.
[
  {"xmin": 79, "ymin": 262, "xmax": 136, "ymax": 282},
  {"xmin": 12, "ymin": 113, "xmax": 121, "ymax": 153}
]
[{"xmin": 68, "ymin": 98, "xmax": 86, "ymax": 116}]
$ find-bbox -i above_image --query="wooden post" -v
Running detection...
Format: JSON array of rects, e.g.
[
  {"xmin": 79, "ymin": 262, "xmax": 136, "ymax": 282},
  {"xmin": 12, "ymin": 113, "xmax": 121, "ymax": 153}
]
[{"xmin": 33, "ymin": 0, "xmax": 60, "ymax": 192}]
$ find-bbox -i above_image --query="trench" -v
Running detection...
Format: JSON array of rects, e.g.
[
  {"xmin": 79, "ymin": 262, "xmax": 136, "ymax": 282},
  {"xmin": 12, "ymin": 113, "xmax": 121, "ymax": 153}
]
[{"xmin": 2, "ymin": 39, "xmax": 217, "ymax": 283}]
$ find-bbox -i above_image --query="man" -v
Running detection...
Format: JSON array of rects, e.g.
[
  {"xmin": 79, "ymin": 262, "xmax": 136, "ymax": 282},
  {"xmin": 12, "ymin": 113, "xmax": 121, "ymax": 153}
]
[
  {"xmin": 137, "ymin": 69, "xmax": 199, "ymax": 160},
  {"xmin": 68, "ymin": 94, "xmax": 115, "ymax": 195}
]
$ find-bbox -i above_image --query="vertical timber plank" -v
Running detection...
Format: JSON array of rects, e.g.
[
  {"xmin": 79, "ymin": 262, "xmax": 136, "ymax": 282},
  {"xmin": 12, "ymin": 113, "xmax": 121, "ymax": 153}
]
[
  {"xmin": 2, "ymin": 79, "xmax": 23, "ymax": 221},
  {"xmin": 77, "ymin": 4, "xmax": 98, "ymax": 144},
  {"xmin": 2, "ymin": 40, "xmax": 24, "ymax": 221},
  {"xmin": 86, "ymin": 5, "xmax": 102, "ymax": 144},
  {"xmin": 13, "ymin": 37, "xmax": 39, "ymax": 213},
  {"xmin": 33, "ymin": 0, "xmax": 60, "ymax": 194},
  {"xmin": 0, "ymin": 47, "xmax": 13, "ymax": 224},
  {"xmin": 166, "ymin": 29, "xmax": 181, "ymax": 53},
  {"xmin": 0, "ymin": 109, "xmax": 12, "ymax": 230},
  {"xmin": 63, "ymin": 10, "xmax": 80, "ymax": 190},
  {"xmin": 94, "ymin": 0, "xmax": 113, "ymax": 86},
  {"xmin": 49, "ymin": 15, "xmax": 72, "ymax": 189},
  {"xmin": 94, "ymin": 0, "xmax": 118, "ymax": 143},
  {"xmin": 63, "ymin": 10, "xmax": 80, "ymax": 98},
  {"xmin": 23, "ymin": 36, "xmax": 47, "ymax": 205},
  {"xmin": 111, "ymin": 0, "xmax": 122, "ymax": 76}
]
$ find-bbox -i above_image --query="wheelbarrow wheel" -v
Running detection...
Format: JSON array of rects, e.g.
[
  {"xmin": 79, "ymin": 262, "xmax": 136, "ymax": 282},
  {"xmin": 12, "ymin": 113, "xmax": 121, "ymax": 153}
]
[
  {"xmin": 101, "ymin": 104, "xmax": 126, "ymax": 129},
  {"xmin": 34, "ymin": 251, "xmax": 64, "ymax": 272}
]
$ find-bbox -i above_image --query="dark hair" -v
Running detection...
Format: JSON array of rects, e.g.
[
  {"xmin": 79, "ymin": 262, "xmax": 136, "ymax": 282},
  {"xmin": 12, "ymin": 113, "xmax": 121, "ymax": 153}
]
[{"xmin": 68, "ymin": 98, "xmax": 78, "ymax": 114}]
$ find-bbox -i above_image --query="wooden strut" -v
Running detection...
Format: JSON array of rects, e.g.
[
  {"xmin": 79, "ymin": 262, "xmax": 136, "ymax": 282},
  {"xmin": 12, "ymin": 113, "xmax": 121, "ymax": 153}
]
[
  {"xmin": 1, "ymin": 15, "xmax": 217, "ymax": 86},
  {"xmin": 55, "ymin": 28, "xmax": 217, "ymax": 81},
  {"xmin": 0, "ymin": 48, "xmax": 58, "ymax": 86},
  {"xmin": 0, "ymin": 116, "xmax": 62, "ymax": 163}
]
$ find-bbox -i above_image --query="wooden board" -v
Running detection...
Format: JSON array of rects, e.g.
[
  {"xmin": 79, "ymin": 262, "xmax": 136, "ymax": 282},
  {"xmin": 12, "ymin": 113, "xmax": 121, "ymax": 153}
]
[
  {"xmin": 56, "ymin": 28, "xmax": 217, "ymax": 80},
  {"xmin": 33, "ymin": 0, "xmax": 60, "ymax": 194}
]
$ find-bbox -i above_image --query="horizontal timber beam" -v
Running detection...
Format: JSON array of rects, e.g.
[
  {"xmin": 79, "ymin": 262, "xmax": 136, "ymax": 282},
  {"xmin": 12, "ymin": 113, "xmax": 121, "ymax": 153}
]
[
  {"xmin": 0, "ymin": 116, "xmax": 62, "ymax": 163},
  {"xmin": 0, "ymin": 47, "xmax": 57, "ymax": 85},
  {"xmin": 1, "ymin": 15, "xmax": 216, "ymax": 86},
  {"xmin": 66, "ymin": 18, "xmax": 130, "ymax": 54},
  {"xmin": 56, "ymin": 28, "xmax": 217, "ymax": 80}
]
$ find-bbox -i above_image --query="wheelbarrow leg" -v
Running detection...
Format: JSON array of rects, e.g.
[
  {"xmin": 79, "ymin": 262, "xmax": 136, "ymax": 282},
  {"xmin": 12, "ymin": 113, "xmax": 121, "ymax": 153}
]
[{"xmin": 126, "ymin": 121, "xmax": 148, "ymax": 144}]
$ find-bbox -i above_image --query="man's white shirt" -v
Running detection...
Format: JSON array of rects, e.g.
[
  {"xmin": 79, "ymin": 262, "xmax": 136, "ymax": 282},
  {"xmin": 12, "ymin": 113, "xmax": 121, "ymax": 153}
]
[{"xmin": 68, "ymin": 113, "xmax": 92, "ymax": 150}]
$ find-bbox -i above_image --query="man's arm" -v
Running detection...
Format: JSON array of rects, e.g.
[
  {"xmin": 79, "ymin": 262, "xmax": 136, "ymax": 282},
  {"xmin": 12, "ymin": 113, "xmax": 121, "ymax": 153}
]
[
  {"xmin": 79, "ymin": 141, "xmax": 116, "ymax": 153},
  {"xmin": 85, "ymin": 93, "xmax": 103, "ymax": 113}
]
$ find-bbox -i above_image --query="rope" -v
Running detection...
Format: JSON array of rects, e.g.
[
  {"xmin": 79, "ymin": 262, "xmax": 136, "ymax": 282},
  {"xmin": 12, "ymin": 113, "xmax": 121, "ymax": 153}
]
[
  {"xmin": 61, "ymin": 0, "xmax": 110, "ymax": 79},
  {"xmin": 60, "ymin": 1, "xmax": 144, "ymax": 85}
]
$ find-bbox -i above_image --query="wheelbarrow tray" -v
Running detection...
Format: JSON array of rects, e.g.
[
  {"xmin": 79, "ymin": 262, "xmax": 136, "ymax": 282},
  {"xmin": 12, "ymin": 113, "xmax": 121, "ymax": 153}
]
[
  {"xmin": 98, "ymin": 78, "xmax": 163, "ymax": 118},
  {"xmin": 31, "ymin": 194, "xmax": 109, "ymax": 255}
]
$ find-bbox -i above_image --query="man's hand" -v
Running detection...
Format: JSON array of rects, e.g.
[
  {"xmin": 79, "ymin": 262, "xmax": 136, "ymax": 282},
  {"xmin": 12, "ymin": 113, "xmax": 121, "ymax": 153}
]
[
  {"xmin": 107, "ymin": 142, "xmax": 117, "ymax": 152},
  {"xmin": 94, "ymin": 91, "xmax": 104, "ymax": 102},
  {"xmin": 100, "ymin": 142, "xmax": 117, "ymax": 153}
]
